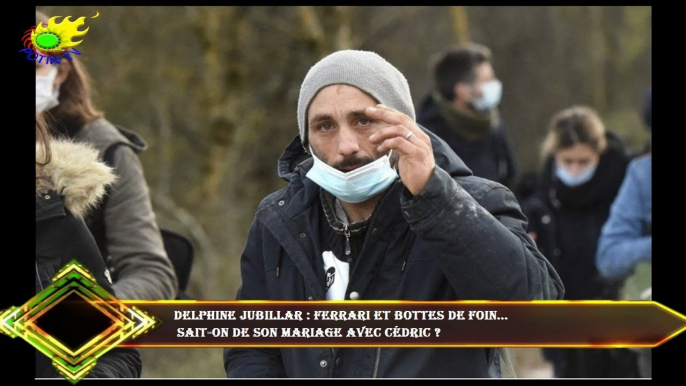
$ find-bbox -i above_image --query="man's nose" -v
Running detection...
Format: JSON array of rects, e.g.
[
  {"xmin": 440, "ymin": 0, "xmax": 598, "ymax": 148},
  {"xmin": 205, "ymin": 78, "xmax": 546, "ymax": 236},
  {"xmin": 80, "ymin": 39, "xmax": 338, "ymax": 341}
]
[{"xmin": 337, "ymin": 126, "xmax": 360, "ymax": 156}]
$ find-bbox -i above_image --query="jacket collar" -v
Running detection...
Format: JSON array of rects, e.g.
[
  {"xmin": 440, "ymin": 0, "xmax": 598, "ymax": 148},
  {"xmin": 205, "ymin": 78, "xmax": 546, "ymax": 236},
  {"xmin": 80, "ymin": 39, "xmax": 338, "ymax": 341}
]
[{"xmin": 257, "ymin": 178, "xmax": 407, "ymax": 301}]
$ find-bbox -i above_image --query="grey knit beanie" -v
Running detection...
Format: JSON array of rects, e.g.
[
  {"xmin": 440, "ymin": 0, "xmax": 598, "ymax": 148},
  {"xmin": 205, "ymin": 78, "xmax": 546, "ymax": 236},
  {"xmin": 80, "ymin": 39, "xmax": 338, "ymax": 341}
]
[{"xmin": 297, "ymin": 50, "xmax": 416, "ymax": 149}]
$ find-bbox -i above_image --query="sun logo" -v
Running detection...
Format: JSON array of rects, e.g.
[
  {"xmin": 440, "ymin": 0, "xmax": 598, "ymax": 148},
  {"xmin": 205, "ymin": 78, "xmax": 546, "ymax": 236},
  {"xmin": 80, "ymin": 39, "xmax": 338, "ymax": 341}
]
[
  {"xmin": 28, "ymin": 16, "xmax": 89, "ymax": 55},
  {"xmin": 20, "ymin": 12, "xmax": 99, "ymax": 64}
]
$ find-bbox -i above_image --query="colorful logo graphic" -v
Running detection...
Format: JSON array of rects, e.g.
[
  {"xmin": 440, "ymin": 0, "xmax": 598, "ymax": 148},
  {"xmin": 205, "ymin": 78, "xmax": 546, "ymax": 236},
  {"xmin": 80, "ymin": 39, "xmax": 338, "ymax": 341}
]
[
  {"xmin": 20, "ymin": 12, "xmax": 99, "ymax": 64},
  {"xmin": 0, "ymin": 260, "xmax": 158, "ymax": 383}
]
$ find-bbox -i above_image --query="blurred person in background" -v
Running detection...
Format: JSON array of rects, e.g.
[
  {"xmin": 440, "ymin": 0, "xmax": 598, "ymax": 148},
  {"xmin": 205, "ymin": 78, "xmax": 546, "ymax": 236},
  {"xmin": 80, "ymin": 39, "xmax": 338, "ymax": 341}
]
[
  {"xmin": 417, "ymin": 43, "xmax": 517, "ymax": 189},
  {"xmin": 523, "ymin": 106, "xmax": 639, "ymax": 378},
  {"xmin": 596, "ymin": 89, "xmax": 652, "ymax": 377},
  {"xmin": 36, "ymin": 113, "xmax": 142, "ymax": 378},
  {"xmin": 35, "ymin": 10, "xmax": 177, "ymax": 300}
]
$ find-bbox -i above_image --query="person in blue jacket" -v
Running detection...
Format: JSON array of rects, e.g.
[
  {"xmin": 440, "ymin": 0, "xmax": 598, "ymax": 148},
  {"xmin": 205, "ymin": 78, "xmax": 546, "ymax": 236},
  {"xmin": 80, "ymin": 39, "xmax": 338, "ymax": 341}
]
[
  {"xmin": 596, "ymin": 156, "xmax": 651, "ymax": 281},
  {"xmin": 596, "ymin": 89, "xmax": 652, "ymax": 377}
]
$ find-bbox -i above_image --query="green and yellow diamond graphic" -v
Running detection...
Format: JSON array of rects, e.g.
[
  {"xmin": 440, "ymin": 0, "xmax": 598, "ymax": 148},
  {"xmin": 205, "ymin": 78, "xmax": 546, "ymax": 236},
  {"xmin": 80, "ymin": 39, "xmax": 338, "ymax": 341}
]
[{"xmin": 0, "ymin": 260, "xmax": 158, "ymax": 383}]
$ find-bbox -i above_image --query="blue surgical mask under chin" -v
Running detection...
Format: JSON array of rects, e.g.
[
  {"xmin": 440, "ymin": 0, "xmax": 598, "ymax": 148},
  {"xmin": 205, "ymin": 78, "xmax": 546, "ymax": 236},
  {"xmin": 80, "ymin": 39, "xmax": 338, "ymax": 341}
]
[
  {"xmin": 555, "ymin": 163, "xmax": 598, "ymax": 187},
  {"xmin": 306, "ymin": 148, "xmax": 399, "ymax": 204}
]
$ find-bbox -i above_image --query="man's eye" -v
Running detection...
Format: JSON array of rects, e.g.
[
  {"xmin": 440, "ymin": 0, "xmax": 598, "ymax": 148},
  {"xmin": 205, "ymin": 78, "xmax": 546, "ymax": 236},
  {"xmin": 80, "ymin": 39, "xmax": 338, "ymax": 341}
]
[
  {"xmin": 358, "ymin": 118, "xmax": 372, "ymax": 126},
  {"xmin": 318, "ymin": 123, "xmax": 333, "ymax": 131}
]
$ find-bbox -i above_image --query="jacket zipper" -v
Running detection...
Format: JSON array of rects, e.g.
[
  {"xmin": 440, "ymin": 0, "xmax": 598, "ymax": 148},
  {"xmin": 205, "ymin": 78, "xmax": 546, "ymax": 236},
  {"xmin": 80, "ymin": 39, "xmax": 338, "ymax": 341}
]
[
  {"xmin": 343, "ymin": 224, "xmax": 351, "ymax": 257},
  {"xmin": 372, "ymin": 347, "xmax": 381, "ymax": 378}
]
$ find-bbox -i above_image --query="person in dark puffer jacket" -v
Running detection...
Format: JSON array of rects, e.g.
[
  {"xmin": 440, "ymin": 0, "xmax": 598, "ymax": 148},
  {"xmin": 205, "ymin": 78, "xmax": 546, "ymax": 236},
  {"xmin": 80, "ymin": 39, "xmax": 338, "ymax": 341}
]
[
  {"xmin": 35, "ymin": 114, "xmax": 141, "ymax": 378},
  {"xmin": 523, "ymin": 106, "xmax": 639, "ymax": 378}
]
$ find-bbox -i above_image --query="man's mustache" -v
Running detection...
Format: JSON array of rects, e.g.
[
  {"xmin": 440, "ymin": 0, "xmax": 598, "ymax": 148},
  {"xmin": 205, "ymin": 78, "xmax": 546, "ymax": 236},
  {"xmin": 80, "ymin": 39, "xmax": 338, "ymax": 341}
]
[{"xmin": 333, "ymin": 157, "xmax": 374, "ymax": 172}]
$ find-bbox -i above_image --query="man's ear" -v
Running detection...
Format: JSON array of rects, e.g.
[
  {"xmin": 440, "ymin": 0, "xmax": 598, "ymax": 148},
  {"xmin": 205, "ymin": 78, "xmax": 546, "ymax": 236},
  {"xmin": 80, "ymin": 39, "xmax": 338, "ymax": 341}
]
[{"xmin": 54, "ymin": 62, "xmax": 71, "ymax": 87}]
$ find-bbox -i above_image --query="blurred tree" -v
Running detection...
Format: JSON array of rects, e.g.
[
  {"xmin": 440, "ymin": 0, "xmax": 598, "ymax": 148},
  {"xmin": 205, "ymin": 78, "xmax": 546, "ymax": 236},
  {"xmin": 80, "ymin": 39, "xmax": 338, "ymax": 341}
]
[{"xmin": 450, "ymin": 6, "xmax": 471, "ymax": 44}]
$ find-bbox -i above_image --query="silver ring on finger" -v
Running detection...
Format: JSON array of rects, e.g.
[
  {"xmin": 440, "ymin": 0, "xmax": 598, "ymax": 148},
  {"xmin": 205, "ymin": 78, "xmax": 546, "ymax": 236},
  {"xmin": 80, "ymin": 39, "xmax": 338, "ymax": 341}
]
[{"xmin": 404, "ymin": 131, "xmax": 414, "ymax": 140}]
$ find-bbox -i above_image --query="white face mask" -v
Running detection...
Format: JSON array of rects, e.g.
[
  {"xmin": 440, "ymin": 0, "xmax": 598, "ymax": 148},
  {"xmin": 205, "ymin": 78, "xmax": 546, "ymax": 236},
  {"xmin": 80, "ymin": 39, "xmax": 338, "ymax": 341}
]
[
  {"xmin": 472, "ymin": 79, "xmax": 502, "ymax": 112},
  {"xmin": 36, "ymin": 67, "xmax": 60, "ymax": 112},
  {"xmin": 306, "ymin": 147, "xmax": 399, "ymax": 204},
  {"xmin": 555, "ymin": 162, "xmax": 598, "ymax": 187}
]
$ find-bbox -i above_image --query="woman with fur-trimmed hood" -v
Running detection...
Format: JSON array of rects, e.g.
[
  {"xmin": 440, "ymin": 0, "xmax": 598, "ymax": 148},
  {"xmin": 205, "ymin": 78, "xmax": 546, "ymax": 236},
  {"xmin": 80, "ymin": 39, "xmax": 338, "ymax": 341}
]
[
  {"xmin": 36, "ymin": 114, "xmax": 141, "ymax": 378},
  {"xmin": 36, "ymin": 10, "xmax": 178, "ymax": 300}
]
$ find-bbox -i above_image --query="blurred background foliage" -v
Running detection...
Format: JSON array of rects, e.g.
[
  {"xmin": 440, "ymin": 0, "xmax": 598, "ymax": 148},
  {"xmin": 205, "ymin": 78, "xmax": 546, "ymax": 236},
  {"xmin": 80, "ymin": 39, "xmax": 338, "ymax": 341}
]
[{"xmin": 37, "ymin": 6, "xmax": 651, "ymax": 378}]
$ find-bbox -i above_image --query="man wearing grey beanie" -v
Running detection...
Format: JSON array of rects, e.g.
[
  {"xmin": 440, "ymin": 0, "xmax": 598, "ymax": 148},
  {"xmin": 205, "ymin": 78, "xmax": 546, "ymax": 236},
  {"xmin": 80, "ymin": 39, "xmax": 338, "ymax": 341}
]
[{"xmin": 225, "ymin": 50, "xmax": 563, "ymax": 378}]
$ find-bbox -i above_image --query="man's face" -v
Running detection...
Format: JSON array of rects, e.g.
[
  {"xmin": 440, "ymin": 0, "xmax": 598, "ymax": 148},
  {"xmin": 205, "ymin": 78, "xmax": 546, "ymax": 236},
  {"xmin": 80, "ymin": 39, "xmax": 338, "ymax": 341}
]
[{"xmin": 307, "ymin": 84, "xmax": 391, "ymax": 172}]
